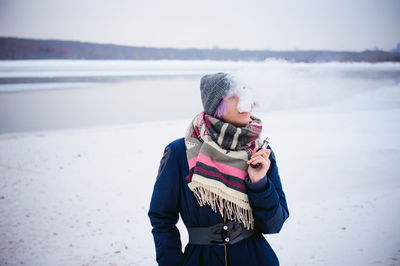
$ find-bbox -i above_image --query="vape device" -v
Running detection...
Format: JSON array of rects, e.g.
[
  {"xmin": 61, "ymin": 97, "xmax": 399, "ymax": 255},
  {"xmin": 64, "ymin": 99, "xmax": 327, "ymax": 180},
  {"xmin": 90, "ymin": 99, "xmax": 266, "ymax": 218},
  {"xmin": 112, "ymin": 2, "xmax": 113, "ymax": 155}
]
[{"xmin": 250, "ymin": 137, "xmax": 270, "ymax": 168}]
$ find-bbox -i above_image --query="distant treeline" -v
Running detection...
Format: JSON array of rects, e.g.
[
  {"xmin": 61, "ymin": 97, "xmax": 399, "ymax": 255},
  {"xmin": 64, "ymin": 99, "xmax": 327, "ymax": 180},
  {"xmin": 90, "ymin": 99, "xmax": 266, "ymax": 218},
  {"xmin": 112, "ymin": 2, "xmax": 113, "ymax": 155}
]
[{"xmin": 1, "ymin": 37, "xmax": 399, "ymax": 62}]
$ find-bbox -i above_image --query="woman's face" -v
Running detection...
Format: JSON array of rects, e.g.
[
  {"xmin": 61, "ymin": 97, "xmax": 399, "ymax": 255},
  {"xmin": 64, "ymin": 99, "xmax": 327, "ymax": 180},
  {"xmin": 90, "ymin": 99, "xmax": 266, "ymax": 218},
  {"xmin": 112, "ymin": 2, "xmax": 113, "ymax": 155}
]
[{"xmin": 221, "ymin": 94, "xmax": 252, "ymax": 127}]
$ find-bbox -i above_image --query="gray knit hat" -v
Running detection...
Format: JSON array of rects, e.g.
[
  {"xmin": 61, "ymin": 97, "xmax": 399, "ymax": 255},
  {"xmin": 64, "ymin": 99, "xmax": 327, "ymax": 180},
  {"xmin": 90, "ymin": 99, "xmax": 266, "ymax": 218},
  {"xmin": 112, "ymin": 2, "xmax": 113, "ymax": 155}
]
[{"xmin": 200, "ymin": 72, "xmax": 232, "ymax": 116}]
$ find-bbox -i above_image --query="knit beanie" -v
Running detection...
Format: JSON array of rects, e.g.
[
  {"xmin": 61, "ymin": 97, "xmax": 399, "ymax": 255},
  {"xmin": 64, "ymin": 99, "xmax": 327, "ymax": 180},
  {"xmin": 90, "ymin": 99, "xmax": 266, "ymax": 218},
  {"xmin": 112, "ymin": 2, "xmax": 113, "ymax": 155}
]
[{"xmin": 200, "ymin": 72, "xmax": 232, "ymax": 116}]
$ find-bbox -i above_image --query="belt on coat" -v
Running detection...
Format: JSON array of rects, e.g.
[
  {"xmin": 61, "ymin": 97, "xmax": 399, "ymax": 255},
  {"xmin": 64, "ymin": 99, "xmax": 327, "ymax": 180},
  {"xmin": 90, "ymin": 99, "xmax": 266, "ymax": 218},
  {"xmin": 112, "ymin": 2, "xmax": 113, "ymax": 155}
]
[{"xmin": 186, "ymin": 220, "xmax": 259, "ymax": 246}]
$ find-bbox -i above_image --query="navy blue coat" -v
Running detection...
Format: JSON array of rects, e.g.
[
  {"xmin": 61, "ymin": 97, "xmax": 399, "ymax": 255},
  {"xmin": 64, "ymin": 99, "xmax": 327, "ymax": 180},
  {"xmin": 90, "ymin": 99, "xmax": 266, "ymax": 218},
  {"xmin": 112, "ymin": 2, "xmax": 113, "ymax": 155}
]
[{"xmin": 148, "ymin": 137, "xmax": 289, "ymax": 266}]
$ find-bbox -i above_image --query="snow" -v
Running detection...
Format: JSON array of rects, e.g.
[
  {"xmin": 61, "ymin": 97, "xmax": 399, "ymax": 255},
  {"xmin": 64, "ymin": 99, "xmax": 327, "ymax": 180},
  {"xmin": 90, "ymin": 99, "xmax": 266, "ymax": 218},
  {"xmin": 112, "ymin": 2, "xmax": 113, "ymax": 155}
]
[
  {"xmin": 1, "ymin": 107, "xmax": 399, "ymax": 265},
  {"xmin": 0, "ymin": 82, "xmax": 98, "ymax": 93},
  {"xmin": 0, "ymin": 60, "xmax": 400, "ymax": 265},
  {"xmin": 0, "ymin": 59, "xmax": 247, "ymax": 79}
]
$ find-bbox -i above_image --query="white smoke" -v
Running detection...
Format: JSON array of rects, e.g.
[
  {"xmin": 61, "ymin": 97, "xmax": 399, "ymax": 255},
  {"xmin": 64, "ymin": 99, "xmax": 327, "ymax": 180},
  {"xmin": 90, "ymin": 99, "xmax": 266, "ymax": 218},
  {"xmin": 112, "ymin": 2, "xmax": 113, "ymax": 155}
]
[
  {"xmin": 224, "ymin": 58, "xmax": 400, "ymax": 114},
  {"xmin": 225, "ymin": 73, "xmax": 259, "ymax": 113}
]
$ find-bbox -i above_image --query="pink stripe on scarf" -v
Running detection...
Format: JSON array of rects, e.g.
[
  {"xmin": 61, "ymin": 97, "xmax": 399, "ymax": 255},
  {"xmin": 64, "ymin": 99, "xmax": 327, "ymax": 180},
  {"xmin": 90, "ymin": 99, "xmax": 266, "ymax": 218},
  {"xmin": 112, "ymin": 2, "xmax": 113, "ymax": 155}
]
[
  {"xmin": 188, "ymin": 156, "xmax": 198, "ymax": 169},
  {"xmin": 196, "ymin": 152, "xmax": 248, "ymax": 180},
  {"xmin": 195, "ymin": 167, "xmax": 246, "ymax": 191}
]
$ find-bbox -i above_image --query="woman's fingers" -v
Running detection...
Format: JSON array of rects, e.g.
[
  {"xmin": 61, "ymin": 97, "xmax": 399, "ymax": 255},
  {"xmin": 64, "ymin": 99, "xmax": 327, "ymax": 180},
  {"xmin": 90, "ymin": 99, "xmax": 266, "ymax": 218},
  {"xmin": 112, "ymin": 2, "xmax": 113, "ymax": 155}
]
[
  {"xmin": 248, "ymin": 157, "xmax": 265, "ymax": 165},
  {"xmin": 247, "ymin": 155, "xmax": 265, "ymax": 164},
  {"xmin": 250, "ymin": 148, "xmax": 271, "ymax": 161},
  {"xmin": 248, "ymin": 148, "xmax": 272, "ymax": 176},
  {"xmin": 248, "ymin": 148, "xmax": 272, "ymax": 167}
]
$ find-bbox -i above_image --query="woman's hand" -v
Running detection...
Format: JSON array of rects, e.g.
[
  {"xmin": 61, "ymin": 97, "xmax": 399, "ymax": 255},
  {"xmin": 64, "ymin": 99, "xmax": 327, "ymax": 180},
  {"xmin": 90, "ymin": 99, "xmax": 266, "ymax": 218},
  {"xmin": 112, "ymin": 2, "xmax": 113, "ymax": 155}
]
[{"xmin": 247, "ymin": 147, "xmax": 271, "ymax": 182}]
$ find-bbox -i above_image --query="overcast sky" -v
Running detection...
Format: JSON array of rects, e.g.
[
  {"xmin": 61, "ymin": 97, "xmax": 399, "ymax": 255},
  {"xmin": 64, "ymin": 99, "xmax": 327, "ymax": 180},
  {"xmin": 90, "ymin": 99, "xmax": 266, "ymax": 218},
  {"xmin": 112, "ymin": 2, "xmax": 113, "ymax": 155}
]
[{"xmin": 0, "ymin": 0, "xmax": 399, "ymax": 51}]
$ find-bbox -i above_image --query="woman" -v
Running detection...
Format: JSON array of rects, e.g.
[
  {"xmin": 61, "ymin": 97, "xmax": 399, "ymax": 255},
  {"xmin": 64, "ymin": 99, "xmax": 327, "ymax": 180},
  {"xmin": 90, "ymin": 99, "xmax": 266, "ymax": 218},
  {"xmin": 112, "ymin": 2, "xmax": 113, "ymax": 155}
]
[{"xmin": 148, "ymin": 72, "xmax": 290, "ymax": 266}]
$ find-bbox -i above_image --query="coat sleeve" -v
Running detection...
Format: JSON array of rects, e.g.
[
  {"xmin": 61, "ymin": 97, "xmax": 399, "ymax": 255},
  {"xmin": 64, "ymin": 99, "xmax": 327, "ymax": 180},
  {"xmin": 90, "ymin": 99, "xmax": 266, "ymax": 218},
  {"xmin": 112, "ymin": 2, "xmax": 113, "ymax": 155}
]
[
  {"xmin": 244, "ymin": 146, "xmax": 290, "ymax": 234},
  {"xmin": 148, "ymin": 144, "xmax": 184, "ymax": 266}
]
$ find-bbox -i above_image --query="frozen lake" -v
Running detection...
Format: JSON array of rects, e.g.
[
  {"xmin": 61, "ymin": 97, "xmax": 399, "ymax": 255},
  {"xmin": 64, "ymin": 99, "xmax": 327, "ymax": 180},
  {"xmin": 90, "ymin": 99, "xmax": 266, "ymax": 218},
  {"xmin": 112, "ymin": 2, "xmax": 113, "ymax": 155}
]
[{"xmin": 0, "ymin": 59, "xmax": 399, "ymax": 135}]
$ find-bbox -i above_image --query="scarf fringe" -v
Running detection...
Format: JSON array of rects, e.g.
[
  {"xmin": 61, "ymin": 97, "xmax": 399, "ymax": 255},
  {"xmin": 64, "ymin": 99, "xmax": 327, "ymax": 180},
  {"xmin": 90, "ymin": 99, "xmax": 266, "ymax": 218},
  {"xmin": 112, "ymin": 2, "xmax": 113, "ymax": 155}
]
[{"xmin": 189, "ymin": 181, "xmax": 255, "ymax": 230}]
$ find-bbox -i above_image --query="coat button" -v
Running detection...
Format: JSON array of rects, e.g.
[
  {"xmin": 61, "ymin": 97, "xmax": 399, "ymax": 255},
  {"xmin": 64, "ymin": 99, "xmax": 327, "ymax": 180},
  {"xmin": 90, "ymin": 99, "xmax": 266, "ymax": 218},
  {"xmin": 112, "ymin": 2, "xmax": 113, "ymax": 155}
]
[
  {"xmin": 225, "ymin": 237, "xmax": 230, "ymax": 242},
  {"xmin": 223, "ymin": 225, "xmax": 228, "ymax": 230}
]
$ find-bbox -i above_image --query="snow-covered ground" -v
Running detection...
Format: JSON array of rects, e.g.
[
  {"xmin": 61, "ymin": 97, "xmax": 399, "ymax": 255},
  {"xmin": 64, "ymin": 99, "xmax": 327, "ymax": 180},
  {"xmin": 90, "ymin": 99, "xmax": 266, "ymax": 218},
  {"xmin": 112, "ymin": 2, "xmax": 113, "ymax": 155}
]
[
  {"xmin": 1, "ymin": 60, "xmax": 400, "ymax": 265},
  {"xmin": 1, "ymin": 105, "xmax": 399, "ymax": 265}
]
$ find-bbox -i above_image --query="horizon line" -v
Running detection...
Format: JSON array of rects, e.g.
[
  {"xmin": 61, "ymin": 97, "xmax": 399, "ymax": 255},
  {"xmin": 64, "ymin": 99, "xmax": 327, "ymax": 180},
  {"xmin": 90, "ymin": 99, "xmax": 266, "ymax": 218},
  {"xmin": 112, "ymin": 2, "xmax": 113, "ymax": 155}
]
[{"xmin": 1, "ymin": 35, "xmax": 398, "ymax": 54}]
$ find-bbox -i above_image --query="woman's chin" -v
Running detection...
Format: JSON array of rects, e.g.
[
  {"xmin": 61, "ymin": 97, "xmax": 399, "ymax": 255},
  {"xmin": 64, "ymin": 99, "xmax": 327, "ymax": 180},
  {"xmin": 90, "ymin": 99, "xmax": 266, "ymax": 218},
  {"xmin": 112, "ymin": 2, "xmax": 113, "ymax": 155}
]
[
  {"xmin": 235, "ymin": 115, "xmax": 251, "ymax": 127},
  {"xmin": 240, "ymin": 113, "xmax": 251, "ymax": 121}
]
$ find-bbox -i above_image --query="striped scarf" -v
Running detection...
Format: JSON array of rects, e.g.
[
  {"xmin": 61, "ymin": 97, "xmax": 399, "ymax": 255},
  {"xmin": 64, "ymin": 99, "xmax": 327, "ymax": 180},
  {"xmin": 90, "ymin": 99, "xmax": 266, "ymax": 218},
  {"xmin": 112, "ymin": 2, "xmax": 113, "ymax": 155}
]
[{"xmin": 184, "ymin": 111, "xmax": 263, "ymax": 230}]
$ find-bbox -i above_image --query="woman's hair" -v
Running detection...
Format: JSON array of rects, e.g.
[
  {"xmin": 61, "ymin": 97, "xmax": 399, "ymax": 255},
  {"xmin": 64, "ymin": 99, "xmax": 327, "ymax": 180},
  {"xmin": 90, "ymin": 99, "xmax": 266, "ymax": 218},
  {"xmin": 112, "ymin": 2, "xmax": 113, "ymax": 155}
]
[{"xmin": 213, "ymin": 97, "xmax": 228, "ymax": 118}]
